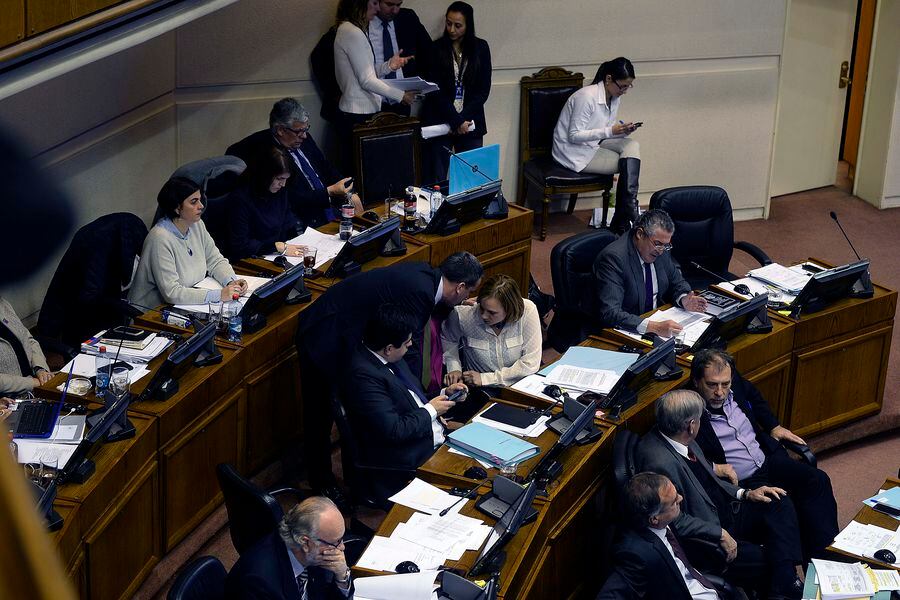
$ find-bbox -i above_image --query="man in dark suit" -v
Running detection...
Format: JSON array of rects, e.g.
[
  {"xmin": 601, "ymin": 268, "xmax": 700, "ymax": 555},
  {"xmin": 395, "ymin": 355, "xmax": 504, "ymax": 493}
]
[
  {"xmin": 594, "ymin": 209, "xmax": 707, "ymax": 336},
  {"xmin": 295, "ymin": 253, "xmax": 482, "ymax": 505},
  {"xmin": 636, "ymin": 389, "xmax": 804, "ymax": 599},
  {"xmin": 368, "ymin": 0, "xmax": 432, "ymax": 115},
  {"xmin": 226, "ymin": 98, "xmax": 362, "ymax": 229},
  {"xmin": 597, "ymin": 472, "xmax": 721, "ymax": 599},
  {"xmin": 226, "ymin": 497, "xmax": 353, "ymax": 600},
  {"xmin": 343, "ymin": 304, "xmax": 468, "ymax": 504},
  {"xmin": 690, "ymin": 349, "xmax": 838, "ymax": 560}
]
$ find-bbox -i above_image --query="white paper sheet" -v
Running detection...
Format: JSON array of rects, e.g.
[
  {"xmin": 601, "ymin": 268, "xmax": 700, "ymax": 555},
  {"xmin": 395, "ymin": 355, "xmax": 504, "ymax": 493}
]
[
  {"xmin": 61, "ymin": 354, "xmax": 152, "ymax": 383},
  {"xmin": 388, "ymin": 478, "xmax": 468, "ymax": 515},
  {"xmin": 355, "ymin": 536, "xmax": 447, "ymax": 572},
  {"xmin": 261, "ymin": 227, "xmax": 351, "ymax": 268},
  {"xmin": 353, "ymin": 571, "xmax": 440, "ymax": 600},
  {"xmin": 194, "ymin": 275, "xmax": 270, "ymax": 297},
  {"xmin": 383, "ymin": 76, "xmax": 440, "ymax": 93},
  {"xmin": 748, "ymin": 262, "xmax": 811, "ymax": 293}
]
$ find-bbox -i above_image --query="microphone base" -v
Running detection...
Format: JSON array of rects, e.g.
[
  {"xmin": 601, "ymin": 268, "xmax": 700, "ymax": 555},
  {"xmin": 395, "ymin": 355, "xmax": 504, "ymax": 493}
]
[{"xmin": 850, "ymin": 271, "xmax": 875, "ymax": 299}]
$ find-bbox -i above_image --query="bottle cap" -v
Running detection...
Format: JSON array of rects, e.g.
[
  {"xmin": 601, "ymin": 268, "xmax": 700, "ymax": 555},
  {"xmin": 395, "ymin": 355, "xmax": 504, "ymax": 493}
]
[
  {"xmin": 433, "ymin": 185, "xmax": 440, "ymax": 190},
  {"xmin": 232, "ymin": 293, "xmax": 240, "ymax": 301},
  {"xmin": 99, "ymin": 345, "xmax": 107, "ymax": 353}
]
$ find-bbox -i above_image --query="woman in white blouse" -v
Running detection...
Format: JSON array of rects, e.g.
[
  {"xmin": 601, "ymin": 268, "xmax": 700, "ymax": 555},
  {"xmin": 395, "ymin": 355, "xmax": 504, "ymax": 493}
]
[
  {"xmin": 442, "ymin": 274, "xmax": 542, "ymax": 388},
  {"xmin": 551, "ymin": 57, "xmax": 641, "ymax": 234},
  {"xmin": 333, "ymin": 0, "xmax": 419, "ymax": 169}
]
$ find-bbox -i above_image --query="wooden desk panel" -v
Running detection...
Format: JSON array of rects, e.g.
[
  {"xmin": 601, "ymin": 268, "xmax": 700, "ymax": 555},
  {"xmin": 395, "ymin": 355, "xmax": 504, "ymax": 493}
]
[{"xmin": 827, "ymin": 477, "xmax": 899, "ymax": 570}]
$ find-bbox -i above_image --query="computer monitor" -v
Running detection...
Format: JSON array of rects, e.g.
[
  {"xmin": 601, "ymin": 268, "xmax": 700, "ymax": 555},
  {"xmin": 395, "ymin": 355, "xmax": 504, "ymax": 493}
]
[
  {"xmin": 599, "ymin": 337, "xmax": 678, "ymax": 414},
  {"xmin": 58, "ymin": 389, "xmax": 132, "ymax": 485},
  {"xmin": 242, "ymin": 263, "xmax": 307, "ymax": 332},
  {"xmin": 788, "ymin": 259, "xmax": 871, "ymax": 317},
  {"xmin": 324, "ymin": 216, "xmax": 405, "ymax": 278},
  {"xmin": 136, "ymin": 321, "xmax": 218, "ymax": 402},
  {"xmin": 469, "ymin": 479, "xmax": 538, "ymax": 576},
  {"xmin": 424, "ymin": 179, "xmax": 502, "ymax": 236},
  {"xmin": 690, "ymin": 293, "xmax": 771, "ymax": 352},
  {"xmin": 524, "ymin": 396, "xmax": 597, "ymax": 487}
]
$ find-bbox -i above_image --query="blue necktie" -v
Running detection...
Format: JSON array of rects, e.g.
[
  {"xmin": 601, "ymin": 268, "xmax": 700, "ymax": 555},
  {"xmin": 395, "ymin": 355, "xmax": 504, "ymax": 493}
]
[
  {"xmin": 392, "ymin": 364, "xmax": 427, "ymax": 404},
  {"xmin": 644, "ymin": 262, "xmax": 654, "ymax": 313},
  {"xmin": 291, "ymin": 149, "xmax": 325, "ymax": 192},
  {"xmin": 382, "ymin": 21, "xmax": 396, "ymax": 79}
]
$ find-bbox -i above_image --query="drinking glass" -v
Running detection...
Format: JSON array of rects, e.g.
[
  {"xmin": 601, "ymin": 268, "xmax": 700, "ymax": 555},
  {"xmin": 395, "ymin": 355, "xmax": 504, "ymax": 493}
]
[
  {"xmin": 110, "ymin": 366, "xmax": 131, "ymax": 402},
  {"xmin": 40, "ymin": 450, "xmax": 59, "ymax": 487},
  {"xmin": 303, "ymin": 247, "xmax": 318, "ymax": 276}
]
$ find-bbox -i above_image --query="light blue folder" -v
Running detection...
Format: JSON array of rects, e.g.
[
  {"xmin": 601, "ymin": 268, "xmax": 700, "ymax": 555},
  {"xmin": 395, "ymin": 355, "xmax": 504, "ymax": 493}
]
[
  {"xmin": 449, "ymin": 144, "xmax": 500, "ymax": 195},
  {"xmin": 446, "ymin": 422, "xmax": 540, "ymax": 467},
  {"xmin": 538, "ymin": 346, "xmax": 640, "ymax": 378}
]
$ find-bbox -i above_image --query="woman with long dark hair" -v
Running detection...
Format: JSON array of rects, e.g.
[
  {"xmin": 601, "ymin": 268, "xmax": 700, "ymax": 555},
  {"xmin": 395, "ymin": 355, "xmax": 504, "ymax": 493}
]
[
  {"xmin": 552, "ymin": 57, "xmax": 641, "ymax": 234},
  {"xmin": 422, "ymin": 1, "xmax": 492, "ymax": 183}
]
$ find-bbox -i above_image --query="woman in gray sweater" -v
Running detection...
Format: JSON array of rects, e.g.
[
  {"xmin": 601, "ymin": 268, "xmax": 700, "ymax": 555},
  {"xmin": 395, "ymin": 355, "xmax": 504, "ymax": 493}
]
[
  {"xmin": 129, "ymin": 177, "xmax": 247, "ymax": 309},
  {"xmin": 0, "ymin": 296, "xmax": 52, "ymax": 396}
]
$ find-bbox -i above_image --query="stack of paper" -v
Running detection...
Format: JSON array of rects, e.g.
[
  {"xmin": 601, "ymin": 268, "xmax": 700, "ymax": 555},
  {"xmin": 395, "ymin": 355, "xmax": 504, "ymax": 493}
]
[
  {"xmin": 748, "ymin": 262, "xmax": 811, "ymax": 294},
  {"xmin": 544, "ymin": 365, "xmax": 618, "ymax": 394},
  {"xmin": 354, "ymin": 571, "xmax": 440, "ymax": 600},
  {"xmin": 79, "ymin": 330, "xmax": 173, "ymax": 364},
  {"xmin": 60, "ymin": 353, "xmax": 152, "ymax": 385},
  {"xmin": 830, "ymin": 521, "xmax": 900, "ymax": 565},
  {"xmin": 810, "ymin": 559, "xmax": 877, "ymax": 598},
  {"xmin": 538, "ymin": 346, "xmax": 639, "ymax": 395},
  {"xmin": 355, "ymin": 479, "xmax": 491, "ymax": 573},
  {"xmin": 261, "ymin": 227, "xmax": 351, "ymax": 268},
  {"xmin": 172, "ymin": 274, "xmax": 271, "ymax": 315},
  {"xmin": 510, "ymin": 373, "xmax": 584, "ymax": 402},
  {"xmin": 445, "ymin": 422, "xmax": 540, "ymax": 468}
]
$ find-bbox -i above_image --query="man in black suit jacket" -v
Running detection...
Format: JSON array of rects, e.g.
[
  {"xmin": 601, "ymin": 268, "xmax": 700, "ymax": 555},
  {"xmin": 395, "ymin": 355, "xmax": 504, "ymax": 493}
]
[
  {"xmin": 594, "ymin": 209, "xmax": 706, "ymax": 336},
  {"xmin": 295, "ymin": 253, "xmax": 482, "ymax": 502},
  {"xmin": 369, "ymin": 1, "xmax": 432, "ymax": 115},
  {"xmin": 597, "ymin": 472, "xmax": 721, "ymax": 599},
  {"xmin": 636, "ymin": 389, "xmax": 804, "ymax": 599},
  {"xmin": 690, "ymin": 349, "xmax": 838, "ymax": 560},
  {"xmin": 226, "ymin": 497, "xmax": 353, "ymax": 600},
  {"xmin": 343, "ymin": 304, "xmax": 468, "ymax": 504},
  {"xmin": 226, "ymin": 98, "xmax": 361, "ymax": 229}
]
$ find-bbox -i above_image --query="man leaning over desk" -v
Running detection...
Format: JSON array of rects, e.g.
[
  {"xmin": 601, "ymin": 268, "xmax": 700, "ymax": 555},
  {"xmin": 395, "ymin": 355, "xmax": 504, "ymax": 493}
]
[{"xmin": 594, "ymin": 209, "xmax": 707, "ymax": 337}]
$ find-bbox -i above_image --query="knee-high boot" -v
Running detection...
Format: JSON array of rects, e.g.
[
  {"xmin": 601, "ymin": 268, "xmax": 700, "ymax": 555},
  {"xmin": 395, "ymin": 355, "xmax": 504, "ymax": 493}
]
[{"xmin": 608, "ymin": 157, "xmax": 641, "ymax": 234}]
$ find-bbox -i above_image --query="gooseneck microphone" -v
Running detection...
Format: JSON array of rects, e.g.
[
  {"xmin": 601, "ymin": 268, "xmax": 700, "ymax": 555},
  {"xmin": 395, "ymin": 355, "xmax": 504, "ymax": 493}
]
[
  {"xmin": 439, "ymin": 476, "xmax": 491, "ymax": 517},
  {"xmin": 689, "ymin": 261, "xmax": 733, "ymax": 285},
  {"xmin": 828, "ymin": 210, "xmax": 874, "ymax": 297}
]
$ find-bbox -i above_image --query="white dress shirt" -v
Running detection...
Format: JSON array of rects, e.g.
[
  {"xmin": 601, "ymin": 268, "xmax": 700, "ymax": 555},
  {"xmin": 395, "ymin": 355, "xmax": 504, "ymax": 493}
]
[
  {"xmin": 552, "ymin": 83, "xmax": 625, "ymax": 172},
  {"xmin": 648, "ymin": 527, "xmax": 720, "ymax": 600},
  {"xmin": 368, "ymin": 349, "xmax": 444, "ymax": 446}
]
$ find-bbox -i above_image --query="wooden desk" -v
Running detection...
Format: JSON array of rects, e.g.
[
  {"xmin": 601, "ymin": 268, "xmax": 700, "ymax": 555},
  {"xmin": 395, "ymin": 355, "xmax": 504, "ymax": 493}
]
[
  {"xmin": 827, "ymin": 477, "xmax": 900, "ymax": 570},
  {"xmin": 353, "ymin": 486, "xmax": 548, "ymax": 600},
  {"xmin": 414, "ymin": 395, "xmax": 616, "ymax": 599},
  {"xmin": 360, "ymin": 203, "xmax": 534, "ymax": 291}
]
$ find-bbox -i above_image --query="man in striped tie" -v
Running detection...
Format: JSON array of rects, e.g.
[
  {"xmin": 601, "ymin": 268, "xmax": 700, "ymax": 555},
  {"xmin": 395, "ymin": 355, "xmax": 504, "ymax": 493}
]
[{"xmin": 226, "ymin": 497, "xmax": 353, "ymax": 600}]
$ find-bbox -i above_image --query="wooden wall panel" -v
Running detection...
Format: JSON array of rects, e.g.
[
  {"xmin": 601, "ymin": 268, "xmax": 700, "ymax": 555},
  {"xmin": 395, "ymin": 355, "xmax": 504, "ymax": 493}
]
[
  {"xmin": 25, "ymin": 0, "xmax": 127, "ymax": 37},
  {"xmin": 0, "ymin": 0, "xmax": 25, "ymax": 48}
]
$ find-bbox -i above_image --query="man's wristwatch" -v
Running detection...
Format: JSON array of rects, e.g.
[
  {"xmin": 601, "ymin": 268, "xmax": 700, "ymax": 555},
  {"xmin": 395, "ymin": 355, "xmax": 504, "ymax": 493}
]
[
  {"xmin": 335, "ymin": 568, "xmax": 351, "ymax": 586},
  {"xmin": 738, "ymin": 488, "xmax": 747, "ymax": 501}
]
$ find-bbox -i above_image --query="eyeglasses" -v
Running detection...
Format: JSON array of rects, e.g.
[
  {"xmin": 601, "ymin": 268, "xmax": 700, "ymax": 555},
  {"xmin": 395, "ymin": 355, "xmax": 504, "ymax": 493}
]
[
  {"xmin": 639, "ymin": 229, "xmax": 673, "ymax": 252},
  {"xmin": 612, "ymin": 80, "xmax": 633, "ymax": 91},
  {"xmin": 316, "ymin": 536, "xmax": 345, "ymax": 549},
  {"xmin": 284, "ymin": 124, "xmax": 311, "ymax": 137}
]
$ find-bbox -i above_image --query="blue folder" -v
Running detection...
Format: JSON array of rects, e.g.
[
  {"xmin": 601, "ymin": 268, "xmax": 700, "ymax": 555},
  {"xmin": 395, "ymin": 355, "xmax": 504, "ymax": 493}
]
[
  {"xmin": 446, "ymin": 422, "xmax": 540, "ymax": 467},
  {"xmin": 449, "ymin": 144, "xmax": 500, "ymax": 195}
]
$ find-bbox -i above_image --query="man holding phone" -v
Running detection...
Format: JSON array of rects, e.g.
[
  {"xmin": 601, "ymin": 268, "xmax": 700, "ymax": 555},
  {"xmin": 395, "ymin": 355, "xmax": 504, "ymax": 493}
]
[{"xmin": 343, "ymin": 303, "xmax": 468, "ymax": 505}]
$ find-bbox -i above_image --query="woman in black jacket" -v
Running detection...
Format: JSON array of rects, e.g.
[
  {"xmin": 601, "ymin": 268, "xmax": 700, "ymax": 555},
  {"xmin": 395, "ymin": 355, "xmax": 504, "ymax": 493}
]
[{"xmin": 422, "ymin": 1, "xmax": 492, "ymax": 184}]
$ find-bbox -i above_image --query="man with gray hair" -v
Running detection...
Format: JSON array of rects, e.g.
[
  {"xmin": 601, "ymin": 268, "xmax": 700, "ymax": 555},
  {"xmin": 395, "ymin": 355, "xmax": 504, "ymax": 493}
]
[
  {"xmin": 227, "ymin": 97, "xmax": 362, "ymax": 229},
  {"xmin": 594, "ymin": 209, "xmax": 707, "ymax": 336},
  {"xmin": 226, "ymin": 496, "xmax": 353, "ymax": 599},
  {"xmin": 636, "ymin": 389, "xmax": 804, "ymax": 599}
]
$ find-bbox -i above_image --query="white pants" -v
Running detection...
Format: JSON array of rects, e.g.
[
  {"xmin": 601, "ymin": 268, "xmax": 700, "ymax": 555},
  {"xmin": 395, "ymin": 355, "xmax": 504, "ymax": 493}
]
[{"xmin": 582, "ymin": 138, "xmax": 641, "ymax": 175}]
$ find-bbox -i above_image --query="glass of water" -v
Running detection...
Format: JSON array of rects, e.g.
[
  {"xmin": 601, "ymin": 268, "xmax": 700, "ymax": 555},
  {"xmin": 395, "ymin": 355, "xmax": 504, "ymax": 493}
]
[{"xmin": 110, "ymin": 367, "xmax": 131, "ymax": 402}]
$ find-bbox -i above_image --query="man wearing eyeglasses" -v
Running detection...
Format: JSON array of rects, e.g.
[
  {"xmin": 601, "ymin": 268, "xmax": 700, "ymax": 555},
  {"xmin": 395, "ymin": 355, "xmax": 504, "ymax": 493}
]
[
  {"xmin": 227, "ymin": 97, "xmax": 362, "ymax": 229},
  {"xmin": 594, "ymin": 209, "xmax": 708, "ymax": 337},
  {"xmin": 226, "ymin": 496, "xmax": 353, "ymax": 600}
]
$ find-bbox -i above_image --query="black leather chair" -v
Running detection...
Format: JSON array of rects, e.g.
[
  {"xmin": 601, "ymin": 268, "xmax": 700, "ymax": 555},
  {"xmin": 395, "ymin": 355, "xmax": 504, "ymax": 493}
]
[
  {"xmin": 612, "ymin": 429, "xmax": 736, "ymax": 597},
  {"xmin": 648, "ymin": 186, "xmax": 772, "ymax": 289},
  {"xmin": 546, "ymin": 228, "xmax": 617, "ymax": 352},
  {"xmin": 516, "ymin": 67, "xmax": 614, "ymax": 240},
  {"xmin": 36, "ymin": 212, "xmax": 148, "ymax": 362},
  {"xmin": 167, "ymin": 556, "xmax": 227, "ymax": 600},
  {"xmin": 352, "ymin": 112, "xmax": 421, "ymax": 206},
  {"xmin": 331, "ymin": 394, "xmax": 417, "ymax": 511},
  {"xmin": 215, "ymin": 463, "xmax": 307, "ymax": 555}
]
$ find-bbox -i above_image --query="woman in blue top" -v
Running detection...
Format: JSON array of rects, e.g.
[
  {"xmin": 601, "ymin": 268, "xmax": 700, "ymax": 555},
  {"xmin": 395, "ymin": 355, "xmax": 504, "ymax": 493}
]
[{"xmin": 226, "ymin": 147, "xmax": 304, "ymax": 262}]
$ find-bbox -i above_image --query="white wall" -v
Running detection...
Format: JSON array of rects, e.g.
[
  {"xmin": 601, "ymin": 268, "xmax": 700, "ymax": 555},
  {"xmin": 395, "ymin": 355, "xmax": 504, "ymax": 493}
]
[{"xmin": 0, "ymin": 0, "xmax": 788, "ymax": 320}]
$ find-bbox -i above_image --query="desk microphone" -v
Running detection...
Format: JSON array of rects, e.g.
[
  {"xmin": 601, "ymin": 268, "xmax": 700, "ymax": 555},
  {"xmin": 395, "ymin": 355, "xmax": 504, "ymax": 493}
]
[
  {"xmin": 828, "ymin": 211, "xmax": 874, "ymax": 297},
  {"xmin": 439, "ymin": 476, "xmax": 491, "ymax": 517},
  {"xmin": 441, "ymin": 146, "xmax": 508, "ymax": 219}
]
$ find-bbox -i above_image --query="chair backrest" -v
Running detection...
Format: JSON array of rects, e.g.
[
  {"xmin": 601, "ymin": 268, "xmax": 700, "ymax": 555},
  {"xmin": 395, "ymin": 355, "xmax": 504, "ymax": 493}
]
[
  {"xmin": 37, "ymin": 212, "xmax": 148, "ymax": 347},
  {"xmin": 551, "ymin": 229, "xmax": 618, "ymax": 316},
  {"xmin": 649, "ymin": 186, "xmax": 735, "ymax": 281},
  {"xmin": 612, "ymin": 429, "xmax": 640, "ymax": 493},
  {"xmin": 167, "ymin": 556, "xmax": 226, "ymax": 600},
  {"xmin": 352, "ymin": 112, "xmax": 421, "ymax": 205},
  {"xmin": 519, "ymin": 67, "xmax": 584, "ymax": 164},
  {"xmin": 215, "ymin": 463, "xmax": 284, "ymax": 555}
]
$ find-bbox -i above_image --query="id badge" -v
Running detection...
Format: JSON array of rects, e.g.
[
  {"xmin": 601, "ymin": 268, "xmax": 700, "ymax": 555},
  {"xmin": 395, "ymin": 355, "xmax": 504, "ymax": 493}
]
[{"xmin": 454, "ymin": 83, "xmax": 464, "ymax": 101}]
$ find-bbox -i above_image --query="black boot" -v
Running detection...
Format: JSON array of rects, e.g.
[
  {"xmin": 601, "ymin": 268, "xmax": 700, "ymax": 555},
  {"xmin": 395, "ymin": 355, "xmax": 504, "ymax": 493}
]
[{"xmin": 608, "ymin": 157, "xmax": 641, "ymax": 234}]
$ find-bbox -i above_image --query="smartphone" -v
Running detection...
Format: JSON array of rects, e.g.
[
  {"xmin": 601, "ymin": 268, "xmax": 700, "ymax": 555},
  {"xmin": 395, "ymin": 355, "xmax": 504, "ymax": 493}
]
[
  {"xmin": 632, "ymin": 122, "xmax": 643, "ymax": 129},
  {"xmin": 872, "ymin": 502, "xmax": 900, "ymax": 517},
  {"xmin": 447, "ymin": 389, "xmax": 466, "ymax": 402},
  {"xmin": 107, "ymin": 326, "xmax": 146, "ymax": 341}
]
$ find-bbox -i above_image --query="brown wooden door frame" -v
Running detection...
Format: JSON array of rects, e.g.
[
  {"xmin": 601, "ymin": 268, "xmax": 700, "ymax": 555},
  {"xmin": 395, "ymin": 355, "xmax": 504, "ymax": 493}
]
[{"xmin": 841, "ymin": 0, "xmax": 877, "ymax": 182}]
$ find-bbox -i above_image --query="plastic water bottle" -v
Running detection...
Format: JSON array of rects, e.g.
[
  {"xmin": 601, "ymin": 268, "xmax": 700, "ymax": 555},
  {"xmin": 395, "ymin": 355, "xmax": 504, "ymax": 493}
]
[
  {"xmin": 95, "ymin": 345, "xmax": 111, "ymax": 395},
  {"xmin": 339, "ymin": 201, "xmax": 354, "ymax": 241},
  {"xmin": 430, "ymin": 185, "xmax": 444, "ymax": 219},
  {"xmin": 224, "ymin": 294, "xmax": 243, "ymax": 342}
]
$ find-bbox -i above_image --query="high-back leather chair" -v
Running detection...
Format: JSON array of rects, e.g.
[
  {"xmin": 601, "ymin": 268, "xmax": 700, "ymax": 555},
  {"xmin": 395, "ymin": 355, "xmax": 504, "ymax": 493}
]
[
  {"xmin": 167, "ymin": 556, "xmax": 226, "ymax": 600},
  {"xmin": 352, "ymin": 112, "xmax": 421, "ymax": 206},
  {"xmin": 37, "ymin": 212, "xmax": 148, "ymax": 361},
  {"xmin": 649, "ymin": 186, "xmax": 771, "ymax": 289},
  {"xmin": 516, "ymin": 67, "xmax": 614, "ymax": 240},
  {"xmin": 547, "ymin": 228, "xmax": 617, "ymax": 352},
  {"xmin": 215, "ymin": 463, "xmax": 305, "ymax": 555}
]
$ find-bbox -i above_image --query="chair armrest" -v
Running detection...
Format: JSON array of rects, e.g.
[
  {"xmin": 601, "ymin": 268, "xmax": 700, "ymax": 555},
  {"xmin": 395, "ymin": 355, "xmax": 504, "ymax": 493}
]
[
  {"xmin": 733, "ymin": 241, "xmax": 772, "ymax": 266},
  {"xmin": 704, "ymin": 573, "xmax": 738, "ymax": 599},
  {"xmin": 680, "ymin": 536, "xmax": 727, "ymax": 575},
  {"xmin": 781, "ymin": 440, "xmax": 817, "ymax": 468}
]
